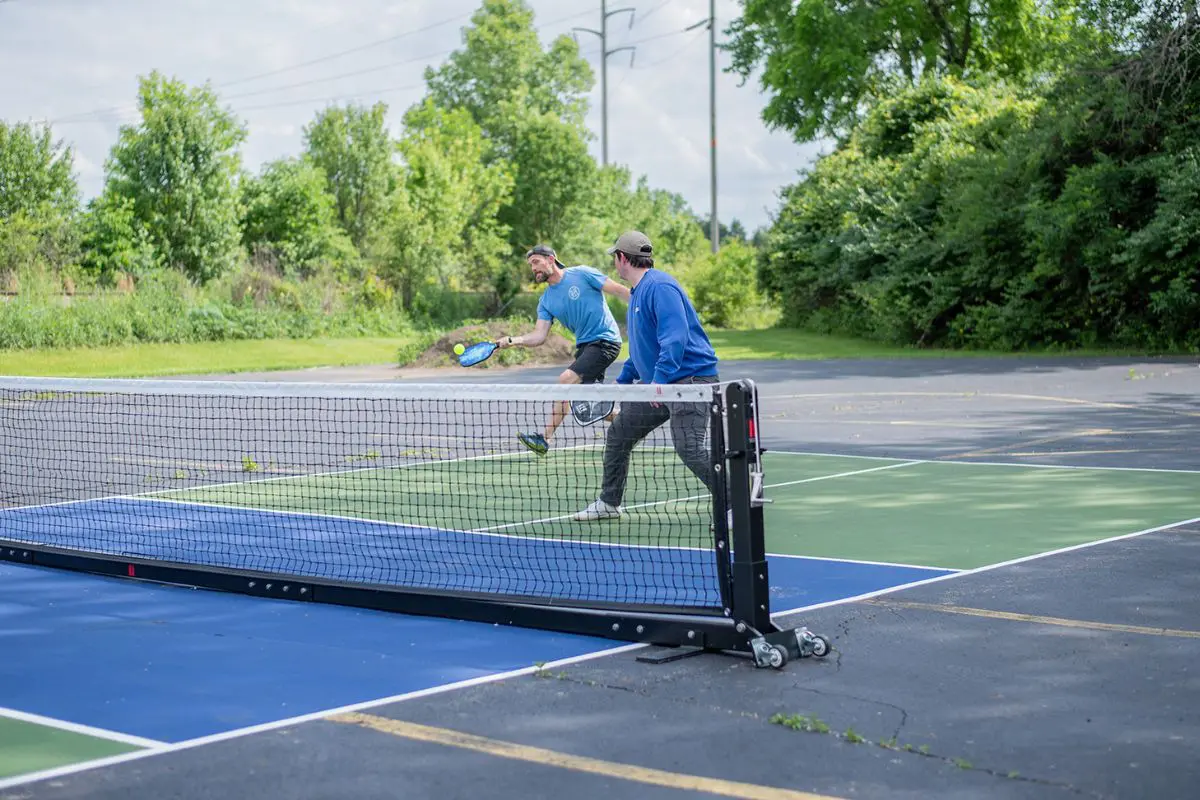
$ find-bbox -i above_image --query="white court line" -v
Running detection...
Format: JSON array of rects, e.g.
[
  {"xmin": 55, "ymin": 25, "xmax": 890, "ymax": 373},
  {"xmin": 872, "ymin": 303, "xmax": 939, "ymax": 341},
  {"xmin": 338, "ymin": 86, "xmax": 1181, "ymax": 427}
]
[
  {"xmin": 767, "ymin": 449, "xmax": 1200, "ymax": 475},
  {"xmin": 761, "ymin": 390, "xmax": 1200, "ymax": 419},
  {"xmin": 764, "ymin": 460, "xmax": 921, "ymax": 489},
  {"xmin": 767, "ymin": 552, "xmax": 958, "ymax": 573},
  {"xmin": 476, "ymin": 460, "xmax": 924, "ymax": 534},
  {"xmin": 0, "ymin": 444, "xmax": 601, "ymax": 516},
  {"xmin": 0, "ymin": 706, "xmax": 166, "ymax": 750},
  {"xmin": 768, "ymin": 514, "xmax": 1200, "ymax": 619},
  {"xmin": 3, "ymin": 515, "xmax": 1197, "ymax": 791},
  {"xmin": 0, "ymin": 644, "xmax": 644, "ymax": 792},
  {"xmin": 128, "ymin": 495, "xmax": 717, "ymax": 556}
]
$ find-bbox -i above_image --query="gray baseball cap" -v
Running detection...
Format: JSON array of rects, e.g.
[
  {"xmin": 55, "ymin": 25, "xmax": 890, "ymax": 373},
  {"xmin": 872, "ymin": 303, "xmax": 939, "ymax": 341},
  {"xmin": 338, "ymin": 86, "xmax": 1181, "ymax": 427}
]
[
  {"xmin": 606, "ymin": 230, "xmax": 653, "ymax": 258},
  {"xmin": 525, "ymin": 244, "xmax": 565, "ymax": 267}
]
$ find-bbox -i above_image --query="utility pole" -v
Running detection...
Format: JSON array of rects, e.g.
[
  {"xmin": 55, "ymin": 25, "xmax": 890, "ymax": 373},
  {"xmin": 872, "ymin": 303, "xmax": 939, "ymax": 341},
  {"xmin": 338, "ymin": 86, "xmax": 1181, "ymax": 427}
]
[
  {"xmin": 709, "ymin": 0, "xmax": 718, "ymax": 254},
  {"xmin": 687, "ymin": 1, "xmax": 718, "ymax": 253},
  {"xmin": 574, "ymin": 1, "xmax": 636, "ymax": 166}
]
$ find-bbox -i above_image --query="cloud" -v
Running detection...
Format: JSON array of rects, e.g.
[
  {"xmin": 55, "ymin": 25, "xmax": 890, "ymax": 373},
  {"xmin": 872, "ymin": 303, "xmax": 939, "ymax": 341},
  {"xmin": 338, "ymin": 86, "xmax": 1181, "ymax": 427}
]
[{"xmin": 0, "ymin": 0, "xmax": 824, "ymax": 230}]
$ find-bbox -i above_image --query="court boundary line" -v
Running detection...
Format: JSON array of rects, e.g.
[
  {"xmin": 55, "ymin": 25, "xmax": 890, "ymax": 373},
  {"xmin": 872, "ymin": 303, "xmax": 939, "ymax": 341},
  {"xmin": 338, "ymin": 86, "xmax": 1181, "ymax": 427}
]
[
  {"xmin": 2, "ymin": 460, "xmax": 933, "ymax": 566},
  {"xmin": 0, "ymin": 706, "xmax": 167, "ymax": 750},
  {"xmin": 767, "ymin": 449, "xmax": 1200, "ymax": 475},
  {"xmin": 104, "ymin": 496, "xmax": 721, "ymax": 560},
  {"xmin": 0, "ymin": 444, "xmax": 600, "ymax": 517},
  {"xmin": 4, "ymin": 512, "xmax": 1195, "ymax": 792},
  {"xmin": 0, "ymin": 644, "xmax": 645, "ymax": 792},
  {"xmin": 768, "ymin": 514, "xmax": 1200, "ymax": 620},
  {"xmin": 475, "ymin": 460, "xmax": 925, "ymax": 534},
  {"xmin": 763, "ymin": 390, "xmax": 1200, "ymax": 419}
]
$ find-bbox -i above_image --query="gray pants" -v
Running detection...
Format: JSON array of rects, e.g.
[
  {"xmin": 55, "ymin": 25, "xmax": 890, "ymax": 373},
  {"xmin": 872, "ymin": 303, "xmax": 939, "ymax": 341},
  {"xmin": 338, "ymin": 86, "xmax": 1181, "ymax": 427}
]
[{"xmin": 599, "ymin": 376, "xmax": 718, "ymax": 507}]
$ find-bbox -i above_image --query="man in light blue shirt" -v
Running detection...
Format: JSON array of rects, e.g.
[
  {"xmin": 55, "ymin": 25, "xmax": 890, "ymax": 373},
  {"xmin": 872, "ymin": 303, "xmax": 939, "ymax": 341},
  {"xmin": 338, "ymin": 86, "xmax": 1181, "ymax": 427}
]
[{"xmin": 496, "ymin": 244, "xmax": 631, "ymax": 455}]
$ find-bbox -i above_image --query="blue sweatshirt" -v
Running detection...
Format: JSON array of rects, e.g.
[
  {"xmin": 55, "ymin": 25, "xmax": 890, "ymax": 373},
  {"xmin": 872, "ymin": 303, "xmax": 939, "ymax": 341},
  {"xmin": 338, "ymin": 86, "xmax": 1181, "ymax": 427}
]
[{"xmin": 616, "ymin": 269, "xmax": 718, "ymax": 385}]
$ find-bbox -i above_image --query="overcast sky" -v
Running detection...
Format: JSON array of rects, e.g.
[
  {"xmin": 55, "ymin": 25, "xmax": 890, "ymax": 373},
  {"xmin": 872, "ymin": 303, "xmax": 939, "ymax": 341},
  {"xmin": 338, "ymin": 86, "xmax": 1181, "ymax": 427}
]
[{"xmin": 0, "ymin": 0, "xmax": 827, "ymax": 233}]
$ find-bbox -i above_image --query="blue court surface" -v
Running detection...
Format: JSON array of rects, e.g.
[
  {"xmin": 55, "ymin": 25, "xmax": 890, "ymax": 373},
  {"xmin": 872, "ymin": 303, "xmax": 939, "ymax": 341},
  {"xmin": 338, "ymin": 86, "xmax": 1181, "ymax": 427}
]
[
  {"xmin": 4, "ymin": 498, "xmax": 722, "ymax": 606},
  {"xmin": 0, "ymin": 554, "xmax": 950, "ymax": 744}
]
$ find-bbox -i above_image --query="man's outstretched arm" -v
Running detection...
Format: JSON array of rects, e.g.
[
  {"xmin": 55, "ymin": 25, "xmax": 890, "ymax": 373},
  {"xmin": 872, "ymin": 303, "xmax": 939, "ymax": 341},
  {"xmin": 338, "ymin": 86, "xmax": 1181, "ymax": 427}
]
[
  {"xmin": 602, "ymin": 278, "xmax": 631, "ymax": 303},
  {"xmin": 496, "ymin": 318, "xmax": 553, "ymax": 348}
]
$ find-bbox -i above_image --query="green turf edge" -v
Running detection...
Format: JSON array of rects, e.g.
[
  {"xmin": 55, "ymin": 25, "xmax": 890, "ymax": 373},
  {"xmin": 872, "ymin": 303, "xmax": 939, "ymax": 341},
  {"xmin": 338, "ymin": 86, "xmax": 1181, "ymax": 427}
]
[
  {"xmin": 2, "ymin": 328, "xmax": 1177, "ymax": 378},
  {"xmin": 0, "ymin": 716, "xmax": 143, "ymax": 779}
]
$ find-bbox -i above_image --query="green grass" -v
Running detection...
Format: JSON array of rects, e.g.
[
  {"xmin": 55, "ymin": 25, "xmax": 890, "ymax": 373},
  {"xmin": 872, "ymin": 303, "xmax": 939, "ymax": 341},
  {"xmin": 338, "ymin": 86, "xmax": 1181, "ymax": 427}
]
[
  {"xmin": 703, "ymin": 328, "xmax": 1153, "ymax": 361},
  {"xmin": 0, "ymin": 326, "xmax": 1165, "ymax": 379},
  {"xmin": 0, "ymin": 337, "xmax": 411, "ymax": 378}
]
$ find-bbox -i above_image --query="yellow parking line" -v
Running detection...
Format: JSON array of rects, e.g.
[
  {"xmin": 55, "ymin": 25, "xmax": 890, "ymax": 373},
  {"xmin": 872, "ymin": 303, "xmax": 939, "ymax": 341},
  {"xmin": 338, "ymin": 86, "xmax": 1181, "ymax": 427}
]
[
  {"xmin": 329, "ymin": 712, "xmax": 842, "ymax": 799},
  {"xmin": 867, "ymin": 600, "xmax": 1200, "ymax": 638}
]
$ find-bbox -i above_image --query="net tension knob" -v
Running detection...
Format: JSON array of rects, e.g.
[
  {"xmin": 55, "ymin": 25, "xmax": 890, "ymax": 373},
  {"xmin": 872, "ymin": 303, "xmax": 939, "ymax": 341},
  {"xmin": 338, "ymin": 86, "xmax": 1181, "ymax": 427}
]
[{"xmin": 750, "ymin": 471, "xmax": 773, "ymax": 507}]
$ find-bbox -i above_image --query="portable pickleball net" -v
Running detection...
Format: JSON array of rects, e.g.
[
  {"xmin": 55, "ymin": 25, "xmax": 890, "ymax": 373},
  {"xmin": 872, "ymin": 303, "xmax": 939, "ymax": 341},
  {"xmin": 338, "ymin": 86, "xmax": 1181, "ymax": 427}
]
[{"xmin": 0, "ymin": 377, "xmax": 828, "ymax": 668}]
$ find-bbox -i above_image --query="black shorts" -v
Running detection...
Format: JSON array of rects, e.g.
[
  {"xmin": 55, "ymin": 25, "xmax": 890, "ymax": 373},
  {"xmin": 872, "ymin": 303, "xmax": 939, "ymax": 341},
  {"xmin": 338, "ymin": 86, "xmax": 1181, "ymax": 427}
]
[{"xmin": 569, "ymin": 339, "xmax": 621, "ymax": 384}]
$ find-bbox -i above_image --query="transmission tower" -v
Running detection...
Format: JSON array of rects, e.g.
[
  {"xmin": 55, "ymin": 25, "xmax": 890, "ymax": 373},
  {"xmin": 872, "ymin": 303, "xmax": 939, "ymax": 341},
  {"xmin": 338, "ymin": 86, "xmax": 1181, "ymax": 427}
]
[{"xmin": 574, "ymin": 1, "xmax": 636, "ymax": 166}]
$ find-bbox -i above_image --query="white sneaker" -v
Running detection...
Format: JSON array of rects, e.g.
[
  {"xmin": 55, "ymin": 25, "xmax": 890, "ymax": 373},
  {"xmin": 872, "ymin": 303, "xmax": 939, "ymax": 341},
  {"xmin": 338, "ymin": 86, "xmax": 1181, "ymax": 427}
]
[{"xmin": 574, "ymin": 499, "xmax": 623, "ymax": 521}]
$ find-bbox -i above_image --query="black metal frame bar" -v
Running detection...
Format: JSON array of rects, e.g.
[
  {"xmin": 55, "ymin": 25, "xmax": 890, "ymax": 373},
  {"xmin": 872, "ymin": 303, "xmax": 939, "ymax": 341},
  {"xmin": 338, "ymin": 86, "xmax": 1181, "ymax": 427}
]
[
  {"xmin": 723, "ymin": 380, "xmax": 776, "ymax": 635},
  {"xmin": 0, "ymin": 539, "xmax": 755, "ymax": 650},
  {"xmin": 0, "ymin": 380, "xmax": 785, "ymax": 655}
]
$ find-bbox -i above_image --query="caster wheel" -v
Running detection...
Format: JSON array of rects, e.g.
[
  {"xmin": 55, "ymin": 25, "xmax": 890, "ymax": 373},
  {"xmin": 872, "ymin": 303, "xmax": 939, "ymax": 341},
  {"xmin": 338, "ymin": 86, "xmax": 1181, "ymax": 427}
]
[
  {"xmin": 811, "ymin": 635, "xmax": 831, "ymax": 658},
  {"xmin": 767, "ymin": 644, "xmax": 788, "ymax": 669}
]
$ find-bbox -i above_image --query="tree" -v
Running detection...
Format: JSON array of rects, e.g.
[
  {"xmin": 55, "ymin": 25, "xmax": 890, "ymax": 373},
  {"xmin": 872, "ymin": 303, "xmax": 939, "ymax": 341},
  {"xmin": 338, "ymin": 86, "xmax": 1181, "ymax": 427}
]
[
  {"xmin": 0, "ymin": 120, "xmax": 81, "ymax": 279},
  {"xmin": 302, "ymin": 103, "xmax": 396, "ymax": 255},
  {"xmin": 421, "ymin": 0, "xmax": 597, "ymax": 252},
  {"xmin": 0, "ymin": 121, "xmax": 78, "ymax": 222},
  {"xmin": 384, "ymin": 101, "xmax": 513, "ymax": 310},
  {"xmin": 240, "ymin": 157, "xmax": 356, "ymax": 277},
  {"xmin": 562, "ymin": 167, "xmax": 710, "ymax": 283},
  {"xmin": 103, "ymin": 71, "xmax": 246, "ymax": 283},
  {"xmin": 424, "ymin": 0, "xmax": 591, "ymax": 130},
  {"xmin": 79, "ymin": 193, "xmax": 161, "ymax": 281},
  {"xmin": 725, "ymin": 0, "xmax": 1070, "ymax": 140},
  {"xmin": 695, "ymin": 214, "xmax": 747, "ymax": 245},
  {"xmin": 689, "ymin": 239, "xmax": 763, "ymax": 328}
]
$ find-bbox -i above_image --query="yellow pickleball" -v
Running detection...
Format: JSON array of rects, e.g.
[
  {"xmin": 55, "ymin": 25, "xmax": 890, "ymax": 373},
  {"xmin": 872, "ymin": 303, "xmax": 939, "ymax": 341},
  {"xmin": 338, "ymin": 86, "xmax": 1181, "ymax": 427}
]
[{"xmin": 453, "ymin": 343, "xmax": 465, "ymax": 355}]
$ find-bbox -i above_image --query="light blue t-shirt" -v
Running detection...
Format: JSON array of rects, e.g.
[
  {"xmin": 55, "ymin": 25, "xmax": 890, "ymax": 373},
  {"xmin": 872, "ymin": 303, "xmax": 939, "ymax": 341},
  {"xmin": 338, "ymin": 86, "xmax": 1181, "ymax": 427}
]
[{"xmin": 536, "ymin": 266, "xmax": 622, "ymax": 346}]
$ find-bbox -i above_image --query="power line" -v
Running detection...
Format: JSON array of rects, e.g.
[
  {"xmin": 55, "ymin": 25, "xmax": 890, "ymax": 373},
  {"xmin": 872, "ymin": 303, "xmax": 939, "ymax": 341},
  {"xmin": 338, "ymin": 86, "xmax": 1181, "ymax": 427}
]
[
  {"xmin": 230, "ymin": 81, "xmax": 429, "ymax": 114},
  {"xmin": 219, "ymin": 6, "xmax": 597, "ymax": 89},
  {"xmin": 609, "ymin": 22, "xmax": 700, "ymax": 96},
  {"xmin": 215, "ymin": 10, "xmax": 473, "ymax": 89},
  {"xmin": 220, "ymin": 49, "xmax": 456, "ymax": 102},
  {"xmin": 636, "ymin": 0, "xmax": 673, "ymax": 24},
  {"xmin": 636, "ymin": 27, "xmax": 705, "ymax": 68},
  {"xmin": 44, "ymin": 7, "xmax": 598, "ymax": 126}
]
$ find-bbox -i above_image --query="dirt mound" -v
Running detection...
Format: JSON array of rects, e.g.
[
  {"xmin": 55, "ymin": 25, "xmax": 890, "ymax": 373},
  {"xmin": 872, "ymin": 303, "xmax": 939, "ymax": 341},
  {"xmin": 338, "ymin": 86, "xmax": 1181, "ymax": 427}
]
[{"xmin": 408, "ymin": 320, "xmax": 577, "ymax": 369}]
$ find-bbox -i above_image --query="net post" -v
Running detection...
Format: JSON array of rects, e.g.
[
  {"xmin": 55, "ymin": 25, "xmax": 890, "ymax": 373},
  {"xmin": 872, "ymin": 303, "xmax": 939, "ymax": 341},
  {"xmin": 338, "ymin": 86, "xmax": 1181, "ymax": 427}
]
[
  {"xmin": 722, "ymin": 380, "xmax": 773, "ymax": 636},
  {"xmin": 708, "ymin": 383, "xmax": 733, "ymax": 616}
]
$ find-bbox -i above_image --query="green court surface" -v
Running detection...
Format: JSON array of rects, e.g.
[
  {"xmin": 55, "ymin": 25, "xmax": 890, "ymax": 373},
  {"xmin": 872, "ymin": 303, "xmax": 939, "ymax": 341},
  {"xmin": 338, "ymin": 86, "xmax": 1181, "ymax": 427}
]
[
  {"xmin": 150, "ymin": 448, "xmax": 1200, "ymax": 567},
  {"xmin": 760, "ymin": 453, "xmax": 1200, "ymax": 569},
  {"xmin": 154, "ymin": 446, "xmax": 713, "ymax": 546},
  {"xmin": 0, "ymin": 716, "xmax": 142, "ymax": 779}
]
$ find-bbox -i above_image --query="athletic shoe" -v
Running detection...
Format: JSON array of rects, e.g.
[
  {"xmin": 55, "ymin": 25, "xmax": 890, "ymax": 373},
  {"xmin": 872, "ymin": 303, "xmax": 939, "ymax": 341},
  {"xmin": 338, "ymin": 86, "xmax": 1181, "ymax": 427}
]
[
  {"xmin": 517, "ymin": 432, "xmax": 549, "ymax": 455},
  {"xmin": 574, "ymin": 498, "xmax": 623, "ymax": 521}
]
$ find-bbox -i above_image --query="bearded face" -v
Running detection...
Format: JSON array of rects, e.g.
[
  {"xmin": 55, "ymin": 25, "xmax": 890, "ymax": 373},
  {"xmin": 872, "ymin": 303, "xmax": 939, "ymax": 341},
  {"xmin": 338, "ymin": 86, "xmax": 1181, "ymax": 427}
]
[{"xmin": 528, "ymin": 254, "xmax": 554, "ymax": 283}]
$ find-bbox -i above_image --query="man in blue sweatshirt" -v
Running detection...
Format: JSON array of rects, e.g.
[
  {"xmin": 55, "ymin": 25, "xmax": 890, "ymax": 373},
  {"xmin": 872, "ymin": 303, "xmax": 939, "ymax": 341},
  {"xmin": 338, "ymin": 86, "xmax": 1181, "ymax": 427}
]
[{"xmin": 575, "ymin": 230, "xmax": 720, "ymax": 521}]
